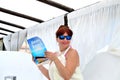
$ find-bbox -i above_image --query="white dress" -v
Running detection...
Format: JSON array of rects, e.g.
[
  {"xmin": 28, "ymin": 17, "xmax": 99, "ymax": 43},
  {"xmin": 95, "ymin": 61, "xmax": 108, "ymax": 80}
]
[{"xmin": 48, "ymin": 47, "xmax": 83, "ymax": 80}]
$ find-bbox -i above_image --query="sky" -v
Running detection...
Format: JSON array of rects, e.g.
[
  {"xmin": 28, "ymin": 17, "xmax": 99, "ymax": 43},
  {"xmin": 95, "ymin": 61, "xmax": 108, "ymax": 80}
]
[{"xmin": 0, "ymin": 0, "xmax": 102, "ymax": 38}]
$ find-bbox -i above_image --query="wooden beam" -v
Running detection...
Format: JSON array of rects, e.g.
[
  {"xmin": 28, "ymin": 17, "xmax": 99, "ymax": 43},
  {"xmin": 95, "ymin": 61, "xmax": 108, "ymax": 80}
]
[
  {"xmin": 0, "ymin": 27, "xmax": 14, "ymax": 33},
  {"xmin": 0, "ymin": 32, "xmax": 7, "ymax": 35},
  {"xmin": 0, "ymin": 7, "xmax": 44, "ymax": 23},
  {"xmin": 37, "ymin": 0, "xmax": 74, "ymax": 12},
  {"xmin": 0, "ymin": 20, "xmax": 25, "ymax": 29}
]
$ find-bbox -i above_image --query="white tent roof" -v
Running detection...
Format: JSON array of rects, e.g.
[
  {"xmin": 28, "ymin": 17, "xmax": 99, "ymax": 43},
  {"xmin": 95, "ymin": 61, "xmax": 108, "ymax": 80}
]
[{"xmin": 0, "ymin": 0, "xmax": 102, "ymax": 38}]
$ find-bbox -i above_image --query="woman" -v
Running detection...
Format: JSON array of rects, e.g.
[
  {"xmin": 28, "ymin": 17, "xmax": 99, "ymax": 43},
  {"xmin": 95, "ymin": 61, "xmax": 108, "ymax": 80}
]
[{"xmin": 37, "ymin": 25, "xmax": 83, "ymax": 80}]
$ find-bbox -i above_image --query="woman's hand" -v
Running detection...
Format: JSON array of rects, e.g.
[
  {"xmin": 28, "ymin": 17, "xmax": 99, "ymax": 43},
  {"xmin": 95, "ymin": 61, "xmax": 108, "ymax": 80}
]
[{"xmin": 45, "ymin": 51, "xmax": 57, "ymax": 61}]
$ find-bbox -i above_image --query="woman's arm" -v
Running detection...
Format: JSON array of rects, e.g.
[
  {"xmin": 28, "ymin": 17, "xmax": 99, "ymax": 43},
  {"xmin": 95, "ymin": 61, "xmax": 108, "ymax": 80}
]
[
  {"xmin": 55, "ymin": 49, "xmax": 79, "ymax": 80},
  {"xmin": 37, "ymin": 64, "xmax": 50, "ymax": 80},
  {"xmin": 45, "ymin": 48, "xmax": 79, "ymax": 80}
]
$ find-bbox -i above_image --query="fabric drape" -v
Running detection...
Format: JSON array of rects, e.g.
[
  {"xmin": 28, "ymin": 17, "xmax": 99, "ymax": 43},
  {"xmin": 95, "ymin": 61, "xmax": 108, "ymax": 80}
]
[{"xmin": 68, "ymin": 0, "xmax": 120, "ymax": 70}]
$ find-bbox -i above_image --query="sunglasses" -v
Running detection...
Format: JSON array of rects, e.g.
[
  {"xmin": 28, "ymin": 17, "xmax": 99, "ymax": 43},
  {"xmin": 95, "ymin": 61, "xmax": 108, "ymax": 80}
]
[{"xmin": 58, "ymin": 35, "xmax": 72, "ymax": 40}]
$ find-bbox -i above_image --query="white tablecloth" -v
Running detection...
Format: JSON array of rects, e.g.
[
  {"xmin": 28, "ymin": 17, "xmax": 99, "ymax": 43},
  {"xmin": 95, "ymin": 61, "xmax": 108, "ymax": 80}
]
[{"xmin": 0, "ymin": 51, "xmax": 46, "ymax": 80}]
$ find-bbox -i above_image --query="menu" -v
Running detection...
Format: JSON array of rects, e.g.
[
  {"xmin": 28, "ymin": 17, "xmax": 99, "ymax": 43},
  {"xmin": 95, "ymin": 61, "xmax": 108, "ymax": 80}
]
[{"xmin": 27, "ymin": 36, "xmax": 47, "ymax": 64}]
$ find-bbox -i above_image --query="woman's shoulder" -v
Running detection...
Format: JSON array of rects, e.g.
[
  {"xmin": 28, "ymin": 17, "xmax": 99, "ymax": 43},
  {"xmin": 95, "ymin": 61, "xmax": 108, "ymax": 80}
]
[
  {"xmin": 69, "ymin": 47, "xmax": 78, "ymax": 53},
  {"xmin": 66, "ymin": 47, "xmax": 79, "ymax": 57},
  {"xmin": 66, "ymin": 47, "xmax": 80, "ymax": 64}
]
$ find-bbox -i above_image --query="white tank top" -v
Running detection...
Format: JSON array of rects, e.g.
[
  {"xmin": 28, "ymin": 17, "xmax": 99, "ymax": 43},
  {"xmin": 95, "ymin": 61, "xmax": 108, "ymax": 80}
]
[{"xmin": 48, "ymin": 46, "xmax": 83, "ymax": 80}]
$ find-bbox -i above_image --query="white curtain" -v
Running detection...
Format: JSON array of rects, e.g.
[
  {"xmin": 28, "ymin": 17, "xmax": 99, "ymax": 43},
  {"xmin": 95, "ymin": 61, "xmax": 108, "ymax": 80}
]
[
  {"xmin": 68, "ymin": 0, "xmax": 120, "ymax": 70},
  {"xmin": 107, "ymin": 11, "xmax": 120, "ymax": 54},
  {"xmin": 3, "ymin": 29, "xmax": 27, "ymax": 51},
  {"xmin": 10, "ymin": 32, "xmax": 19, "ymax": 51},
  {"xmin": 18, "ymin": 29, "xmax": 27, "ymax": 50},
  {"xmin": 3, "ymin": 34, "xmax": 11, "ymax": 51}
]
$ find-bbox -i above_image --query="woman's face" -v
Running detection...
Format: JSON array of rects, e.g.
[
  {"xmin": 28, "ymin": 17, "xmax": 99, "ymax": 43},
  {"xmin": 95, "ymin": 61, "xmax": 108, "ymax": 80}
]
[{"xmin": 57, "ymin": 32, "xmax": 71, "ymax": 49}]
